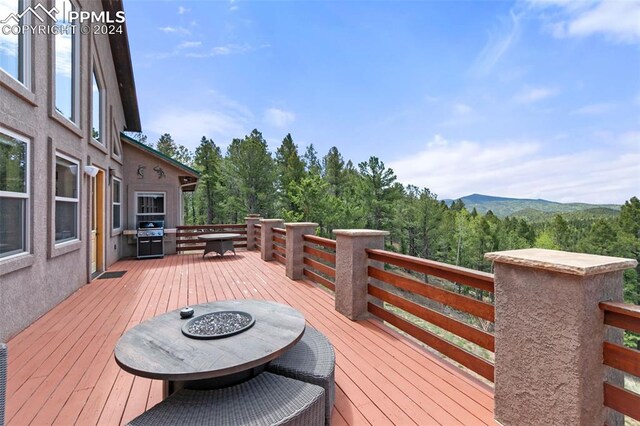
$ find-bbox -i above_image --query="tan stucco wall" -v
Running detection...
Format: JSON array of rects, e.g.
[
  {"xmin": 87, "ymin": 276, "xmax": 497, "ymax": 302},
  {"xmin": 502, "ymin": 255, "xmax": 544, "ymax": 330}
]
[{"xmin": 0, "ymin": 0, "xmax": 130, "ymax": 342}]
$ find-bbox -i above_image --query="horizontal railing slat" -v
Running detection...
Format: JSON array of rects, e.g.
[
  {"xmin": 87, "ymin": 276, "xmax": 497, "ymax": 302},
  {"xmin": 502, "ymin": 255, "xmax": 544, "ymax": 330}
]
[
  {"xmin": 273, "ymin": 244, "xmax": 286, "ymax": 255},
  {"xmin": 303, "ymin": 234, "xmax": 336, "ymax": 250},
  {"xmin": 176, "ymin": 231, "xmax": 247, "ymax": 238},
  {"xmin": 176, "ymin": 243, "xmax": 247, "ymax": 252},
  {"xmin": 303, "ymin": 257, "xmax": 336, "ymax": 278},
  {"xmin": 177, "ymin": 237, "xmax": 246, "ymax": 245},
  {"xmin": 303, "ymin": 245, "xmax": 336, "ymax": 264},
  {"xmin": 603, "ymin": 341, "xmax": 640, "ymax": 377},
  {"xmin": 601, "ymin": 302, "xmax": 640, "ymax": 334},
  {"xmin": 273, "ymin": 227, "xmax": 286, "ymax": 235},
  {"xmin": 368, "ymin": 303, "xmax": 494, "ymax": 382},
  {"xmin": 368, "ymin": 285, "xmax": 495, "ymax": 352},
  {"xmin": 303, "ymin": 269, "xmax": 336, "ymax": 291},
  {"xmin": 368, "ymin": 266, "xmax": 494, "ymax": 322},
  {"xmin": 273, "ymin": 252, "xmax": 286, "ymax": 265},
  {"xmin": 604, "ymin": 382, "xmax": 640, "ymax": 421},
  {"xmin": 273, "ymin": 236, "xmax": 286, "ymax": 245},
  {"xmin": 367, "ymin": 249, "xmax": 494, "ymax": 293}
]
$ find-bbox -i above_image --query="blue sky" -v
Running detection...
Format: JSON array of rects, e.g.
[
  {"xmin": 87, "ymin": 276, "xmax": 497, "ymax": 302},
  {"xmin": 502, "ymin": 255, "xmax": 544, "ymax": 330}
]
[{"xmin": 124, "ymin": 0, "xmax": 639, "ymax": 204}]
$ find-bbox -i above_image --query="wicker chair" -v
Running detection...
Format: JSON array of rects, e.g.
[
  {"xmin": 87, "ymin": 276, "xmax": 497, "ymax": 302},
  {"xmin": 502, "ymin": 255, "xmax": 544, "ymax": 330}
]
[
  {"xmin": 127, "ymin": 372, "xmax": 324, "ymax": 426},
  {"xmin": 267, "ymin": 327, "xmax": 336, "ymax": 425},
  {"xmin": 1, "ymin": 343, "xmax": 6, "ymax": 426}
]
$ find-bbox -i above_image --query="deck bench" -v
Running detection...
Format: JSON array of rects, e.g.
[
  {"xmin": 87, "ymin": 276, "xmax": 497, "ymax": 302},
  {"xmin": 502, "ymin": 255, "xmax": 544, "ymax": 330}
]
[
  {"xmin": 127, "ymin": 372, "xmax": 324, "ymax": 426},
  {"xmin": 267, "ymin": 327, "xmax": 336, "ymax": 425}
]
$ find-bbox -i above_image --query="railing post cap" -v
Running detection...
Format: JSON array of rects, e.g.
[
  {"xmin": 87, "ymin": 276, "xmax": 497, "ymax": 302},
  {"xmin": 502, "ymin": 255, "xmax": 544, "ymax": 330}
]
[
  {"xmin": 259, "ymin": 218, "xmax": 284, "ymax": 223},
  {"xmin": 245, "ymin": 215, "xmax": 262, "ymax": 220},
  {"xmin": 333, "ymin": 229, "xmax": 390, "ymax": 237},
  {"xmin": 284, "ymin": 222, "xmax": 318, "ymax": 227},
  {"xmin": 485, "ymin": 248, "xmax": 637, "ymax": 276}
]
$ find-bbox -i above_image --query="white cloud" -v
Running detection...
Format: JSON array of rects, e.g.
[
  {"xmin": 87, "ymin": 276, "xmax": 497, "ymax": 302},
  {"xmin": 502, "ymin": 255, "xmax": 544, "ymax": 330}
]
[
  {"xmin": 157, "ymin": 26, "xmax": 191, "ymax": 35},
  {"xmin": 389, "ymin": 134, "xmax": 639, "ymax": 204},
  {"xmin": 529, "ymin": 0, "xmax": 640, "ymax": 44},
  {"xmin": 178, "ymin": 6, "xmax": 190, "ymax": 15},
  {"xmin": 185, "ymin": 44, "xmax": 254, "ymax": 58},
  {"xmin": 514, "ymin": 86, "xmax": 558, "ymax": 104},
  {"xmin": 453, "ymin": 103, "xmax": 472, "ymax": 115},
  {"xmin": 146, "ymin": 108, "xmax": 249, "ymax": 149},
  {"xmin": 264, "ymin": 108, "xmax": 296, "ymax": 129},
  {"xmin": 472, "ymin": 10, "xmax": 523, "ymax": 76},
  {"xmin": 572, "ymin": 103, "xmax": 613, "ymax": 115},
  {"xmin": 177, "ymin": 41, "xmax": 201, "ymax": 49}
]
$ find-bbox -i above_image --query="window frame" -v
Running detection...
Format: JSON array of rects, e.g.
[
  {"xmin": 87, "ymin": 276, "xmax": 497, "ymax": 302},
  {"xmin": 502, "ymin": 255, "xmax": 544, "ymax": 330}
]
[
  {"xmin": 0, "ymin": 0, "xmax": 32, "ymax": 89},
  {"xmin": 53, "ymin": 0, "xmax": 80, "ymax": 125},
  {"xmin": 0, "ymin": 126, "xmax": 30, "ymax": 261},
  {"xmin": 112, "ymin": 176, "xmax": 122, "ymax": 232},
  {"xmin": 54, "ymin": 151, "xmax": 80, "ymax": 246},
  {"xmin": 91, "ymin": 64, "xmax": 105, "ymax": 144},
  {"xmin": 135, "ymin": 191, "xmax": 166, "ymax": 223}
]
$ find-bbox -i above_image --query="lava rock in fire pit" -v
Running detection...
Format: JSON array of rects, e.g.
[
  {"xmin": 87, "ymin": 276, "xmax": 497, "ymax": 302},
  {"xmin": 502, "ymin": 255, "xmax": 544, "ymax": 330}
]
[{"xmin": 181, "ymin": 311, "xmax": 255, "ymax": 339}]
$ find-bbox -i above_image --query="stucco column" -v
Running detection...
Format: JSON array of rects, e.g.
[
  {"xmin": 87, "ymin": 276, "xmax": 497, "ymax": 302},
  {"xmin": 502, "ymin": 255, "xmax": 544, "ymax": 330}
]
[
  {"xmin": 485, "ymin": 248, "xmax": 636, "ymax": 426},
  {"xmin": 260, "ymin": 219, "xmax": 284, "ymax": 261},
  {"xmin": 285, "ymin": 222, "xmax": 318, "ymax": 280},
  {"xmin": 245, "ymin": 215, "xmax": 262, "ymax": 251},
  {"xmin": 333, "ymin": 229, "xmax": 389, "ymax": 320}
]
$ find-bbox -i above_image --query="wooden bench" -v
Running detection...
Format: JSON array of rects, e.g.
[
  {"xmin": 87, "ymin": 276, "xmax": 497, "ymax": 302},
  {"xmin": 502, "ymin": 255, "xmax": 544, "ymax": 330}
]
[{"xmin": 267, "ymin": 327, "xmax": 336, "ymax": 425}]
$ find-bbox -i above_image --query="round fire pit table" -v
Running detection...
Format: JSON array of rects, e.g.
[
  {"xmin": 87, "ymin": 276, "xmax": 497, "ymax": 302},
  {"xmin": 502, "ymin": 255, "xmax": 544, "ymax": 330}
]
[
  {"xmin": 198, "ymin": 233, "xmax": 241, "ymax": 258},
  {"xmin": 114, "ymin": 299, "xmax": 305, "ymax": 397}
]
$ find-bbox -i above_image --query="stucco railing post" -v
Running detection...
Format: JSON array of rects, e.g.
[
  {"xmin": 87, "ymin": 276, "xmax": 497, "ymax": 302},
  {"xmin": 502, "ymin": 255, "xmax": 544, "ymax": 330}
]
[
  {"xmin": 245, "ymin": 215, "xmax": 262, "ymax": 251},
  {"xmin": 485, "ymin": 248, "xmax": 637, "ymax": 426},
  {"xmin": 285, "ymin": 222, "xmax": 318, "ymax": 280},
  {"xmin": 260, "ymin": 219, "xmax": 284, "ymax": 261},
  {"xmin": 333, "ymin": 229, "xmax": 389, "ymax": 320}
]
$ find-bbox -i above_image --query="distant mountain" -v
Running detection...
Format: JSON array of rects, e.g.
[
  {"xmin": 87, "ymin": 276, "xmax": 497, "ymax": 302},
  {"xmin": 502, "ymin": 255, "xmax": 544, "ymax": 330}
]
[{"xmin": 444, "ymin": 193, "xmax": 621, "ymax": 218}]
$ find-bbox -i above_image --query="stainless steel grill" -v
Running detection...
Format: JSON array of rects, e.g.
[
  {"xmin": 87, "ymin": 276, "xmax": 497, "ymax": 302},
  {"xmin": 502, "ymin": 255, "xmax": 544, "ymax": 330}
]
[{"xmin": 137, "ymin": 221, "xmax": 164, "ymax": 259}]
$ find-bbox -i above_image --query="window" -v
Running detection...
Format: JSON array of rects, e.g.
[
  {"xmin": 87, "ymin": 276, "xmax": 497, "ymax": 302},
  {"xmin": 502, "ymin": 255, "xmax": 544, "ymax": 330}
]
[
  {"xmin": 91, "ymin": 68, "xmax": 102, "ymax": 142},
  {"xmin": 55, "ymin": 154, "xmax": 79, "ymax": 243},
  {"xmin": 136, "ymin": 192, "xmax": 165, "ymax": 224},
  {"xmin": 112, "ymin": 177, "xmax": 121, "ymax": 230},
  {"xmin": 0, "ymin": 129, "xmax": 29, "ymax": 259},
  {"xmin": 0, "ymin": 0, "xmax": 30, "ymax": 86},
  {"xmin": 54, "ymin": 0, "xmax": 79, "ymax": 122}
]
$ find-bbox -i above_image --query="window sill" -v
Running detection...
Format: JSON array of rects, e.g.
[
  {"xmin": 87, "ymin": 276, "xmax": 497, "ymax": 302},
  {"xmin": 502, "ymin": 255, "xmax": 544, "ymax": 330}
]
[
  {"xmin": 50, "ymin": 111, "xmax": 83, "ymax": 138},
  {"xmin": 111, "ymin": 228, "xmax": 123, "ymax": 237},
  {"xmin": 0, "ymin": 253, "xmax": 35, "ymax": 277},
  {"xmin": 89, "ymin": 138, "xmax": 108, "ymax": 154},
  {"xmin": 0, "ymin": 71, "xmax": 36, "ymax": 106},
  {"xmin": 50, "ymin": 239, "xmax": 82, "ymax": 259}
]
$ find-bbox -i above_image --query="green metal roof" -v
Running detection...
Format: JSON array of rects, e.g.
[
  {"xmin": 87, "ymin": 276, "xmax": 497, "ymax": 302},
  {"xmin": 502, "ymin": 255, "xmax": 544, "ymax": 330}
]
[{"xmin": 120, "ymin": 132, "xmax": 201, "ymax": 177}]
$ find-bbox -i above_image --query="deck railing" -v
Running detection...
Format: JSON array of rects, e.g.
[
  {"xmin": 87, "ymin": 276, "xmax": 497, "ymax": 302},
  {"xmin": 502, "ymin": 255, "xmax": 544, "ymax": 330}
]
[
  {"xmin": 302, "ymin": 235, "xmax": 336, "ymax": 292},
  {"xmin": 272, "ymin": 227, "xmax": 286, "ymax": 265},
  {"xmin": 366, "ymin": 249, "xmax": 495, "ymax": 382},
  {"xmin": 600, "ymin": 301, "xmax": 640, "ymax": 421},
  {"xmin": 176, "ymin": 224, "xmax": 247, "ymax": 253}
]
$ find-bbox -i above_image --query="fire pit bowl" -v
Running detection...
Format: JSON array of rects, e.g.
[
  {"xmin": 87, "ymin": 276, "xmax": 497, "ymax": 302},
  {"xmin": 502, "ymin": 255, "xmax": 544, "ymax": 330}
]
[{"xmin": 181, "ymin": 311, "xmax": 255, "ymax": 339}]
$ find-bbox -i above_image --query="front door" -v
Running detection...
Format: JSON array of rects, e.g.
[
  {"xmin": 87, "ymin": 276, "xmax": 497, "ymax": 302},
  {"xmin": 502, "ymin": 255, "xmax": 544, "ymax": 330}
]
[{"xmin": 91, "ymin": 170, "xmax": 105, "ymax": 277}]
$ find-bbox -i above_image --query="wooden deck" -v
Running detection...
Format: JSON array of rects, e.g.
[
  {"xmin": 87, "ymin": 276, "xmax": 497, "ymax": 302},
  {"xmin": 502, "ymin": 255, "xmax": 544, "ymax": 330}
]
[{"xmin": 5, "ymin": 251, "xmax": 494, "ymax": 425}]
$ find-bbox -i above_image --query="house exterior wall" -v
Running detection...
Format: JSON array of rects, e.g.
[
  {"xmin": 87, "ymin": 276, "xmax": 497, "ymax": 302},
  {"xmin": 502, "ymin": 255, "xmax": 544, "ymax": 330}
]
[
  {"xmin": 0, "ymin": 0, "xmax": 130, "ymax": 342},
  {"xmin": 120, "ymin": 143, "xmax": 187, "ymax": 257}
]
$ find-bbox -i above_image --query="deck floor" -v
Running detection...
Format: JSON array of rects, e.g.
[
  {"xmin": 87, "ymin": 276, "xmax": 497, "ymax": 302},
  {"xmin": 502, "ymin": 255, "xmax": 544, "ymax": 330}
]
[{"xmin": 5, "ymin": 251, "xmax": 494, "ymax": 425}]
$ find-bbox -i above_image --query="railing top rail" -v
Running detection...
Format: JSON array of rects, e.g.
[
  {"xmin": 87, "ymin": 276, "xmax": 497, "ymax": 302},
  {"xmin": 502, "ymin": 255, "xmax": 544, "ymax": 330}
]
[
  {"xmin": 366, "ymin": 248, "xmax": 494, "ymax": 293},
  {"xmin": 303, "ymin": 234, "xmax": 336, "ymax": 250},
  {"xmin": 177, "ymin": 224, "xmax": 246, "ymax": 230},
  {"xmin": 600, "ymin": 301, "xmax": 640, "ymax": 319}
]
